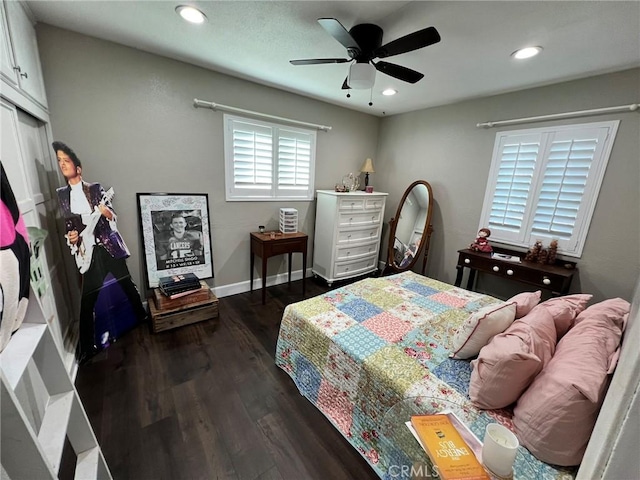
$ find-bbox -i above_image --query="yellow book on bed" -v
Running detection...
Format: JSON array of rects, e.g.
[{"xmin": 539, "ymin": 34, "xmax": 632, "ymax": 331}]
[{"xmin": 410, "ymin": 414, "xmax": 490, "ymax": 480}]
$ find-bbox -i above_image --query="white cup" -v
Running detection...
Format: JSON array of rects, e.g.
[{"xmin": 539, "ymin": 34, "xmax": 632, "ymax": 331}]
[{"xmin": 481, "ymin": 423, "xmax": 519, "ymax": 477}]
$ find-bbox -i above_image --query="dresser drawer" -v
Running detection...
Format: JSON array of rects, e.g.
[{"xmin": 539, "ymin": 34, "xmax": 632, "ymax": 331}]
[
  {"xmin": 497, "ymin": 265, "xmax": 566, "ymax": 291},
  {"xmin": 334, "ymin": 256, "xmax": 377, "ymax": 279},
  {"xmin": 338, "ymin": 210, "xmax": 381, "ymax": 227},
  {"xmin": 337, "ymin": 226, "xmax": 380, "ymax": 245},
  {"xmin": 365, "ymin": 197, "xmax": 385, "ymax": 210},
  {"xmin": 336, "ymin": 242, "xmax": 377, "ymax": 262},
  {"xmin": 338, "ymin": 197, "xmax": 366, "ymax": 211},
  {"xmin": 268, "ymin": 239, "xmax": 307, "ymax": 256}
]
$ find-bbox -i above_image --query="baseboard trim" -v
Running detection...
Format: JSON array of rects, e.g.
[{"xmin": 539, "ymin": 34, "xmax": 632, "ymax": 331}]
[{"xmin": 212, "ymin": 268, "xmax": 313, "ymax": 298}]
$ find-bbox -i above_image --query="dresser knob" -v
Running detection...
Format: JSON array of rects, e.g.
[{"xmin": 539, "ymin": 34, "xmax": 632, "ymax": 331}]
[
  {"xmin": 349, "ymin": 217, "xmax": 353, "ymax": 222},
  {"xmin": 346, "ymin": 251, "xmax": 350, "ymax": 256},
  {"xmin": 492, "ymin": 266, "xmax": 500, "ymax": 272},
  {"xmin": 464, "ymin": 258, "xmax": 471, "ymax": 264},
  {"xmin": 507, "ymin": 269, "xmax": 514, "ymax": 276},
  {"xmin": 543, "ymin": 277, "xmax": 551, "ymax": 285},
  {"xmin": 371, "ymin": 216, "xmax": 375, "ymax": 221},
  {"xmin": 347, "ymin": 234, "xmax": 351, "ymax": 239},
  {"xmin": 345, "ymin": 267, "xmax": 349, "ymax": 271}
]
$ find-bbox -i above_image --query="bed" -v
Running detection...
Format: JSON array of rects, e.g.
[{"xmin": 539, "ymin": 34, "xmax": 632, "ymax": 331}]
[{"xmin": 275, "ymin": 271, "xmax": 578, "ymax": 479}]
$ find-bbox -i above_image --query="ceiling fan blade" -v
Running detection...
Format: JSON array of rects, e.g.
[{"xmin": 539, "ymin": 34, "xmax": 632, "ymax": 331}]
[
  {"xmin": 318, "ymin": 18, "xmax": 361, "ymax": 55},
  {"xmin": 374, "ymin": 61, "xmax": 424, "ymax": 83},
  {"xmin": 290, "ymin": 58, "xmax": 350, "ymax": 65},
  {"xmin": 341, "ymin": 78, "xmax": 350, "ymax": 90},
  {"xmin": 374, "ymin": 26, "xmax": 441, "ymax": 58}
]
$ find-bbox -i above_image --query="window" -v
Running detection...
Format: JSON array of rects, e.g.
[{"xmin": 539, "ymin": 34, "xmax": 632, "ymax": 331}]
[
  {"xmin": 479, "ymin": 120, "xmax": 619, "ymax": 257},
  {"xmin": 223, "ymin": 114, "xmax": 316, "ymax": 201}
]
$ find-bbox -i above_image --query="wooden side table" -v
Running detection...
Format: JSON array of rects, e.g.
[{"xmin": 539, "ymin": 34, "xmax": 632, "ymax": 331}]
[
  {"xmin": 455, "ymin": 247, "xmax": 577, "ymax": 296},
  {"xmin": 250, "ymin": 231, "xmax": 308, "ymax": 304}
]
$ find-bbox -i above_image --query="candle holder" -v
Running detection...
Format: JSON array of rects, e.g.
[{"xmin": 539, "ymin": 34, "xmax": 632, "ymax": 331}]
[{"xmin": 481, "ymin": 423, "xmax": 519, "ymax": 478}]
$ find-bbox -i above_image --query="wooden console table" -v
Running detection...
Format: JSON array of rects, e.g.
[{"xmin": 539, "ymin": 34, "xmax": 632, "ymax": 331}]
[
  {"xmin": 250, "ymin": 231, "xmax": 308, "ymax": 304},
  {"xmin": 455, "ymin": 247, "xmax": 577, "ymax": 296}
]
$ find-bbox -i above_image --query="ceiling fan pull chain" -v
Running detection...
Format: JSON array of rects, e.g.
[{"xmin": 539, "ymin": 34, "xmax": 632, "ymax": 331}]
[{"xmin": 369, "ymin": 88, "xmax": 373, "ymax": 106}]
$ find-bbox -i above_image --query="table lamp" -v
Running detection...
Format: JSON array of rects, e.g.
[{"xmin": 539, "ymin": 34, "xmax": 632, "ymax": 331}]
[{"xmin": 360, "ymin": 158, "xmax": 375, "ymax": 188}]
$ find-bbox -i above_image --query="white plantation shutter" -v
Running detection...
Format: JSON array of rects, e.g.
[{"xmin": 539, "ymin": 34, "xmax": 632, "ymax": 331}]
[
  {"xmin": 486, "ymin": 133, "xmax": 541, "ymax": 241},
  {"xmin": 224, "ymin": 115, "xmax": 316, "ymax": 201},
  {"xmin": 531, "ymin": 138, "xmax": 595, "ymax": 239},
  {"xmin": 479, "ymin": 121, "xmax": 619, "ymax": 257},
  {"xmin": 232, "ymin": 121, "xmax": 273, "ymax": 192},
  {"xmin": 277, "ymin": 129, "xmax": 312, "ymax": 193}
]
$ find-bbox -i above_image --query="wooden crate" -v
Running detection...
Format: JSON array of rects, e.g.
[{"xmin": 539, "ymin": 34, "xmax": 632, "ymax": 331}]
[
  {"xmin": 148, "ymin": 287, "xmax": 219, "ymax": 333},
  {"xmin": 153, "ymin": 281, "xmax": 211, "ymax": 310}
]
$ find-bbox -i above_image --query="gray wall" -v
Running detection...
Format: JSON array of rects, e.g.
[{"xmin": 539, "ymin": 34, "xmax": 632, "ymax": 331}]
[
  {"xmin": 376, "ymin": 68, "xmax": 640, "ymax": 303},
  {"xmin": 36, "ymin": 25, "xmax": 380, "ymax": 296},
  {"xmin": 37, "ymin": 24, "xmax": 638, "ymax": 303}
]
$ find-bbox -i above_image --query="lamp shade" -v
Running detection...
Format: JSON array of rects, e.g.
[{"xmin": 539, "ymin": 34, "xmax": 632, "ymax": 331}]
[
  {"xmin": 348, "ymin": 63, "xmax": 376, "ymax": 89},
  {"xmin": 360, "ymin": 158, "xmax": 375, "ymax": 173}
]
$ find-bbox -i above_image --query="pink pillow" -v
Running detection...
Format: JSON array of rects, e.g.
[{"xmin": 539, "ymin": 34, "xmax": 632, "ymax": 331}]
[
  {"xmin": 507, "ymin": 291, "xmax": 541, "ymax": 318},
  {"xmin": 513, "ymin": 298, "xmax": 630, "ymax": 466},
  {"xmin": 451, "ymin": 302, "xmax": 516, "ymax": 359},
  {"xmin": 540, "ymin": 294, "xmax": 593, "ymax": 338},
  {"xmin": 470, "ymin": 304, "xmax": 555, "ymax": 409},
  {"xmin": 469, "ymin": 294, "xmax": 592, "ymax": 410}
]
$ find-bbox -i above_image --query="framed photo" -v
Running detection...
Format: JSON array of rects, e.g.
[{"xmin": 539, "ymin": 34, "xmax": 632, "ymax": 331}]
[{"xmin": 136, "ymin": 193, "xmax": 213, "ymax": 288}]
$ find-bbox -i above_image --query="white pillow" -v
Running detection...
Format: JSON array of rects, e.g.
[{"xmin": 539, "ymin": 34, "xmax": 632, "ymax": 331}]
[{"xmin": 451, "ymin": 302, "xmax": 517, "ymax": 359}]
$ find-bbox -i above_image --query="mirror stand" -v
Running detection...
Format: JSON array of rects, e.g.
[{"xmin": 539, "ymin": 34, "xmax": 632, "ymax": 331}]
[{"xmin": 381, "ymin": 180, "xmax": 434, "ymax": 276}]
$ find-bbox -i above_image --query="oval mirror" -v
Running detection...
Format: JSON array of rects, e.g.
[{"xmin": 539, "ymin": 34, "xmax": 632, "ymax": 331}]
[{"xmin": 384, "ymin": 180, "xmax": 434, "ymax": 274}]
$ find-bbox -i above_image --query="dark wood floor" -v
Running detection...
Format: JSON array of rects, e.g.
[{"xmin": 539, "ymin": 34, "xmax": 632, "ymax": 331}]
[{"xmin": 76, "ymin": 278, "xmax": 378, "ymax": 480}]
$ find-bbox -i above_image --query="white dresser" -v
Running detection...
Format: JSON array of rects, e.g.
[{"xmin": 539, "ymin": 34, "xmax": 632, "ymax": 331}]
[{"xmin": 312, "ymin": 190, "xmax": 388, "ymax": 285}]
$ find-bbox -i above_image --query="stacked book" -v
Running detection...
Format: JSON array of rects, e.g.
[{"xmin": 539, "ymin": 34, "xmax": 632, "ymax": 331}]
[{"xmin": 158, "ymin": 273, "xmax": 202, "ymax": 299}]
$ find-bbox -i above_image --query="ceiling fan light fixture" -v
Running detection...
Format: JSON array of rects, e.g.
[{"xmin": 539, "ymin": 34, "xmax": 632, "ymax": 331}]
[
  {"xmin": 512, "ymin": 46, "xmax": 543, "ymax": 59},
  {"xmin": 176, "ymin": 5, "xmax": 207, "ymax": 24},
  {"xmin": 348, "ymin": 63, "xmax": 376, "ymax": 89},
  {"xmin": 382, "ymin": 88, "xmax": 397, "ymax": 96}
]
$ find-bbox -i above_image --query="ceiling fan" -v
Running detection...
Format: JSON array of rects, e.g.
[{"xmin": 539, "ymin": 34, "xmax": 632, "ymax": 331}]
[{"xmin": 290, "ymin": 18, "xmax": 441, "ymax": 90}]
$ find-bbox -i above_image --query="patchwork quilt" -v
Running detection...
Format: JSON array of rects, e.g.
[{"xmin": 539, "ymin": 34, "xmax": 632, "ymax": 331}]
[{"xmin": 275, "ymin": 271, "xmax": 576, "ymax": 479}]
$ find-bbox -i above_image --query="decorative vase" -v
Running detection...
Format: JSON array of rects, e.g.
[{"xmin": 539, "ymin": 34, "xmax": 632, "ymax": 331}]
[{"xmin": 342, "ymin": 173, "xmax": 360, "ymax": 192}]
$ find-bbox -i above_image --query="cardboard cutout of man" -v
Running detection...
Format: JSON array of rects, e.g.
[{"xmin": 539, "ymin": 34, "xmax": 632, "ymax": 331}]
[{"xmin": 53, "ymin": 141, "xmax": 145, "ymax": 364}]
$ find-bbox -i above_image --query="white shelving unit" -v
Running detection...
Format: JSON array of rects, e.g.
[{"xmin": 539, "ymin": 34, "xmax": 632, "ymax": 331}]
[
  {"xmin": 1, "ymin": 291, "xmax": 112, "ymax": 480},
  {"xmin": 1, "ymin": 2, "xmax": 101, "ymax": 473}
]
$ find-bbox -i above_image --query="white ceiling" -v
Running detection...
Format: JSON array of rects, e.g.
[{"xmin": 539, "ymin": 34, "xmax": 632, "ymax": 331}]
[{"xmin": 27, "ymin": 1, "xmax": 640, "ymax": 116}]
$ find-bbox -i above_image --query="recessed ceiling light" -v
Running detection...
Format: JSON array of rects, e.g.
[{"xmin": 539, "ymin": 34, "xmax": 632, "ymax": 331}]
[
  {"xmin": 382, "ymin": 88, "xmax": 397, "ymax": 96},
  {"xmin": 176, "ymin": 5, "xmax": 207, "ymax": 24},
  {"xmin": 512, "ymin": 46, "xmax": 543, "ymax": 59}
]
